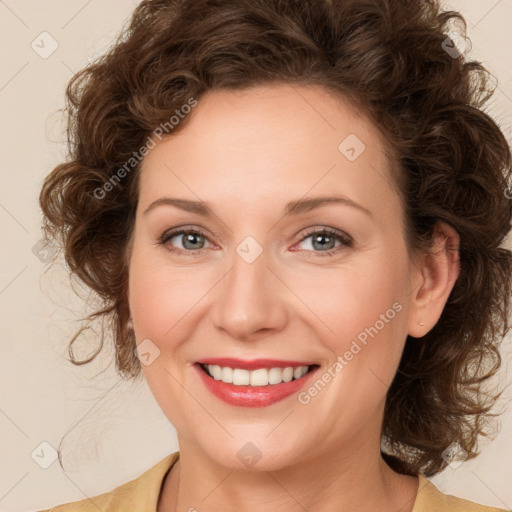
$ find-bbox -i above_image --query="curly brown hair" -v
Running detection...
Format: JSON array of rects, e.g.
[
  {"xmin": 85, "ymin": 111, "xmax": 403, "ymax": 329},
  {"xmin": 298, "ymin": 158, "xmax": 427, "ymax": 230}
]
[{"xmin": 38, "ymin": 0, "xmax": 512, "ymax": 477}]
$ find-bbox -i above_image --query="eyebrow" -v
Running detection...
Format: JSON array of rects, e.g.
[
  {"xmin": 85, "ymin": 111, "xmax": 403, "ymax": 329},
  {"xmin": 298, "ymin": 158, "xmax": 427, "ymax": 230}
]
[{"xmin": 143, "ymin": 195, "xmax": 373, "ymax": 218}]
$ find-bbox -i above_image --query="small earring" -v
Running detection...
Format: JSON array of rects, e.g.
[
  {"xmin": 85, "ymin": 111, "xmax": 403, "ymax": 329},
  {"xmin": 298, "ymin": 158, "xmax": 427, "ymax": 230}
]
[{"xmin": 418, "ymin": 321, "xmax": 424, "ymax": 326}]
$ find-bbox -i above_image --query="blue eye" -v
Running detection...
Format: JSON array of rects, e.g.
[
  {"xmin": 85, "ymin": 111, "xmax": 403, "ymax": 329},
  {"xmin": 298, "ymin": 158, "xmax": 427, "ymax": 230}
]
[
  {"xmin": 158, "ymin": 226, "xmax": 353, "ymax": 257},
  {"xmin": 295, "ymin": 228, "xmax": 353, "ymax": 257},
  {"xmin": 160, "ymin": 229, "xmax": 212, "ymax": 253}
]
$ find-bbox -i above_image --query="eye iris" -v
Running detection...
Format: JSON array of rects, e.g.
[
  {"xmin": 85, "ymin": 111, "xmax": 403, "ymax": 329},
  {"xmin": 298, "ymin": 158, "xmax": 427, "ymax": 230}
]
[
  {"xmin": 183, "ymin": 232, "xmax": 205, "ymax": 250},
  {"xmin": 312, "ymin": 233, "xmax": 335, "ymax": 251},
  {"xmin": 169, "ymin": 230, "xmax": 342, "ymax": 252}
]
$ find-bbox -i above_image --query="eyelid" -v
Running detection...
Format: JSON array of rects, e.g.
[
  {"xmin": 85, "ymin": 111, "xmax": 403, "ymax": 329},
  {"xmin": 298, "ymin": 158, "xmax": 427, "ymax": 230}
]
[
  {"xmin": 292, "ymin": 226, "xmax": 353, "ymax": 253},
  {"xmin": 295, "ymin": 226, "xmax": 351, "ymax": 242},
  {"xmin": 159, "ymin": 224, "xmax": 220, "ymax": 246},
  {"xmin": 158, "ymin": 224, "xmax": 353, "ymax": 257}
]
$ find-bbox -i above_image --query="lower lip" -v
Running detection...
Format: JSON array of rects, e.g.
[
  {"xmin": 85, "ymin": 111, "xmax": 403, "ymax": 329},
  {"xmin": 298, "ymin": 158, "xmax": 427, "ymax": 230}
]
[{"xmin": 194, "ymin": 364, "xmax": 319, "ymax": 407}]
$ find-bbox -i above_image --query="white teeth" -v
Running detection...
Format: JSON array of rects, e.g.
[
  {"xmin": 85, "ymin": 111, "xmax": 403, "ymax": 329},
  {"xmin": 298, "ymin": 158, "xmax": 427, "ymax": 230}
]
[
  {"xmin": 282, "ymin": 367, "xmax": 294, "ymax": 382},
  {"xmin": 250, "ymin": 368, "xmax": 269, "ymax": 386},
  {"xmin": 268, "ymin": 367, "xmax": 283, "ymax": 385},
  {"xmin": 205, "ymin": 364, "xmax": 310, "ymax": 386},
  {"xmin": 211, "ymin": 365, "xmax": 222, "ymax": 380},
  {"xmin": 232, "ymin": 368, "xmax": 250, "ymax": 385},
  {"xmin": 221, "ymin": 366, "xmax": 233, "ymax": 383}
]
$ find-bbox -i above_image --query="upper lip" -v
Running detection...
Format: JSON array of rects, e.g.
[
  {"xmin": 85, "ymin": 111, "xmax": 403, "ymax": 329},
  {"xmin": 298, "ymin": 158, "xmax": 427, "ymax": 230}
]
[{"xmin": 196, "ymin": 358, "xmax": 317, "ymax": 370}]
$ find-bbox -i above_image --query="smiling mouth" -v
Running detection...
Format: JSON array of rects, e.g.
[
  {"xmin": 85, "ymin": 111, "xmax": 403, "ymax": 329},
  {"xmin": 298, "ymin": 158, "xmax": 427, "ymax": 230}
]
[{"xmin": 197, "ymin": 363, "xmax": 319, "ymax": 387}]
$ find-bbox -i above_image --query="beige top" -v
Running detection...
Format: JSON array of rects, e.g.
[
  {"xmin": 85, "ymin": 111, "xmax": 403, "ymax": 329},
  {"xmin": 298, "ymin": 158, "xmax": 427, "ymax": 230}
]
[{"xmin": 39, "ymin": 451, "xmax": 509, "ymax": 511}]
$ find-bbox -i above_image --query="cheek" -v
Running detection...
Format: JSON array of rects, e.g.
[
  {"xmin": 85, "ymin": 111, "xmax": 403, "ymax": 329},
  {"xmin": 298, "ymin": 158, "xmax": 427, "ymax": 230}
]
[
  {"xmin": 128, "ymin": 244, "xmax": 220, "ymax": 355},
  {"xmin": 302, "ymin": 257, "xmax": 409, "ymax": 395},
  {"xmin": 127, "ymin": 247, "xmax": 209, "ymax": 428},
  {"xmin": 292, "ymin": 257, "xmax": 407, "ymax": 347},
  {"xmin": 129, "ymin": 266, "xmax": 181, "ymax": 334}
]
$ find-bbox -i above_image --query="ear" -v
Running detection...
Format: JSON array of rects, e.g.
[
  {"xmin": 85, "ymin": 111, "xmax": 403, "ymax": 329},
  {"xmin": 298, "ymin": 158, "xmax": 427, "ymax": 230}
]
[{"xmin": 407, "ymin": 221, "xmax": 461, "ymax": 338}]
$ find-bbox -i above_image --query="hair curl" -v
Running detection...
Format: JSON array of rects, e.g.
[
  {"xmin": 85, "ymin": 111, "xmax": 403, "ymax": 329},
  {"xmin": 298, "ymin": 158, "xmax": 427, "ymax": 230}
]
[{"xmin": 39, "ymin": 0, "xmax": 512, "ymax": 477}]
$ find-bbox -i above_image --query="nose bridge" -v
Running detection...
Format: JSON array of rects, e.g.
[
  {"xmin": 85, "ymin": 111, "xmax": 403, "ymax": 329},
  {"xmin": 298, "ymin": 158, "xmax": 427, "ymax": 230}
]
[{"xmin": 211, "ymin": 237, "xmax": 287, "ymax": 340}]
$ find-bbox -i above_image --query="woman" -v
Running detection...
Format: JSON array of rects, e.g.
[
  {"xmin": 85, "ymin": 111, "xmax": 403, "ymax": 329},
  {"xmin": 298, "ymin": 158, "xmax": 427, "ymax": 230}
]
[{"xmin": 38, "ymin": 0, "xmax": 512, "ymax": 510}]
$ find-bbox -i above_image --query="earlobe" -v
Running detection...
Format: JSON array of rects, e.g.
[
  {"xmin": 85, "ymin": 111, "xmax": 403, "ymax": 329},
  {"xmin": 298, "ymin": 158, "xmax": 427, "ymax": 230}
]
[{"xmin": 407, "ymin": 221, "xmax": 461, "ymax": 338}]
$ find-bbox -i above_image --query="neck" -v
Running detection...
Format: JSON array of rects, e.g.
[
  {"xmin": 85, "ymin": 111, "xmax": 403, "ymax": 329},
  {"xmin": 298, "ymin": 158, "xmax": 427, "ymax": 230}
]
[{"xmin": 158, "ymin": 431, "xmax": 419, "ymax": 512}]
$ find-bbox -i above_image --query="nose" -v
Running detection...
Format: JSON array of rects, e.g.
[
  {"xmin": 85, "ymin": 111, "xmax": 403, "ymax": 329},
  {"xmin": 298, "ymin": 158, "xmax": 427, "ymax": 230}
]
[{"xmin": 210, "ymin": 245, "xmax": 289, "ymax": 343}]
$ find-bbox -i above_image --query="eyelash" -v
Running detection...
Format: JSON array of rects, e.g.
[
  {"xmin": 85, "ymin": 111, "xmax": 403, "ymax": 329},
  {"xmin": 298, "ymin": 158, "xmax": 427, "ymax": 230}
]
[{"xmin": 157, "ymin": 226, "xmax": 353, "ymax": 258}]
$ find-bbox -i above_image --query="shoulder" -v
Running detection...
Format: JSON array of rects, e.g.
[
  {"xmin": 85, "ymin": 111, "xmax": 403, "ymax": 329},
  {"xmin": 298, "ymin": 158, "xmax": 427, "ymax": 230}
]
[
  {"xmin": 412, "ymin": 474, "xmax": 510, "ymax": 512},
  {"xmin": 37, "ymin": 451, "xmax": 180, "ymax": 512}
]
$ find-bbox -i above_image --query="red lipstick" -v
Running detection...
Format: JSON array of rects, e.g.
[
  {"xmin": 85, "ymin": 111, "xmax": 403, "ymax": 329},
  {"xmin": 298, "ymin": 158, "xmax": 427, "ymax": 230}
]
[{"xmin": 193, "ymin": 360, "xmax": 319, "ymax": 408}]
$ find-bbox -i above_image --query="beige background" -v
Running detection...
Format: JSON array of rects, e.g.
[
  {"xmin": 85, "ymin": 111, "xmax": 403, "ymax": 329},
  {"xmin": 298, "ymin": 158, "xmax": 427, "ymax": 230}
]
[{"xmin": 0, "ymin": 1, "xmax": 511, "ymax": 511}]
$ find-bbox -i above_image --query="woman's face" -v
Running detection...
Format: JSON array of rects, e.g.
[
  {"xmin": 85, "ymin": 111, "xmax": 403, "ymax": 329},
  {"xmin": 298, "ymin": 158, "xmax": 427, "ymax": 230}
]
[{"xmin": 128, "ymin": 83, "xmax": 422, "ymax": 470}]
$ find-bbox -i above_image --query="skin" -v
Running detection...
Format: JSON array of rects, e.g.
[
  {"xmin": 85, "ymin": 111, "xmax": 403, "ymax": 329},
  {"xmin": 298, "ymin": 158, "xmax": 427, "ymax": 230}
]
[{"xmin": 127, "ymin": 83, "xmax": 460, "ymax": 512}]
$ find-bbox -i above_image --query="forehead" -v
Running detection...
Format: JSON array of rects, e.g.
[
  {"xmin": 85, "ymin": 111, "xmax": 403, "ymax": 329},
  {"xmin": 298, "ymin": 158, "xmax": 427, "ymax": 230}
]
[{"xmin": 138, "ymin": 84, "xmax": 396, "ymax": 218}]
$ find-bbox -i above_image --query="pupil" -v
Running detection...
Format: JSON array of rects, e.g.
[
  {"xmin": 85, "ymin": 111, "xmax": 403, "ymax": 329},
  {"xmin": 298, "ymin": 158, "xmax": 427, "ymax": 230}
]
[
  {"xmin": 313, "ymin": 234, "xmax": 334, "ymax": 250},
  {"xmin": 184, "ymin": 233, "xmax": 204, "ymax": 249}
]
